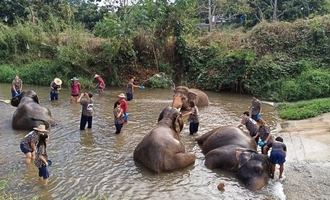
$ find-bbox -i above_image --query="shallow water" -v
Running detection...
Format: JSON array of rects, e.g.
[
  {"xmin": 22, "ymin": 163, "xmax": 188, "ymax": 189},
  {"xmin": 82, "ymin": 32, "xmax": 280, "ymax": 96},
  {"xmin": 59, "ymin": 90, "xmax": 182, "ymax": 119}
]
[{"xmin": 0, "ymin": 83, "xmax": 285, "ymax": 200}]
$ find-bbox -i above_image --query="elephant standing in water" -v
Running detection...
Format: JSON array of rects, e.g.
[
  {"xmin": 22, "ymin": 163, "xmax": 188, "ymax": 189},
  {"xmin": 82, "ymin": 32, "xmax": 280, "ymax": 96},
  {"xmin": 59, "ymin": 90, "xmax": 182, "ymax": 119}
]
[
  {"xmin": 134, "ymin": 107, "xmax": 196, "ymax": 173},
  {"xmin": 173, "ymin": 86, "xmax": 209, "ymax": 112},
  {"xmin": 196, "ymin": 126, "xmax": 271, "ymax": 191},
  {"xmin": 11, "ymin": 90, "xmax": 56, "ymax": 130}
]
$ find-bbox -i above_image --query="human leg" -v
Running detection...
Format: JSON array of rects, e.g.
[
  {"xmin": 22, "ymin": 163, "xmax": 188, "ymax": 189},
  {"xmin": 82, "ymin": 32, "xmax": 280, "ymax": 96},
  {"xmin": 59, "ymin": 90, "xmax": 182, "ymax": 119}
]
[
  {"xmin": 87, "ymin": 116, "xmax": 92, "ymax": 129},
  {"xmin": 279, "ymin": 164, "xmax": 284, "ymax": 179},
  {"xmin": 115, "ymin": 122, "xmax": 123, "ymax": 134},
  {"xmin": 80, "ymin": 115, "xmax": 87, "ymax": 130}
]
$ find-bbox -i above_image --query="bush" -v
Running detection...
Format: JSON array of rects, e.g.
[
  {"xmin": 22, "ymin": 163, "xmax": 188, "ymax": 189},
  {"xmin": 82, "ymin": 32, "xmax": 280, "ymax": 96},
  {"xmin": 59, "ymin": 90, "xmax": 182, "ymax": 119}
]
[
  {"xmin": 278, "ymin": 98, "xmax": 330, "ymax": 120},
  {"xmin": 0, "ymin": 65, "xmax": 17, "ymax": 83}
]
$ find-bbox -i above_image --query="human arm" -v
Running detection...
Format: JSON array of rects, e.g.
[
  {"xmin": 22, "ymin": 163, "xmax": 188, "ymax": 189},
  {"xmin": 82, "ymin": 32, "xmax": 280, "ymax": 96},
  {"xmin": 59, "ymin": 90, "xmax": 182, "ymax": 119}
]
[
  {"xmin": 39, "ymin": 155, "xmax": 48, "ymax": 166},
  {"xmin": 77, "ymin": 93, "xmax": 85, "ymax": 103}
]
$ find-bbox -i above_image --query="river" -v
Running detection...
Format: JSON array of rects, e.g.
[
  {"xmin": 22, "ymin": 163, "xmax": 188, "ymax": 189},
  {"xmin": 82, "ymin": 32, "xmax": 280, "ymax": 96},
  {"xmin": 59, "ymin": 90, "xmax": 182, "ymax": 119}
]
[{"xmin": 0, "ymin": 83, "xmax": 328, "ymax": 200}]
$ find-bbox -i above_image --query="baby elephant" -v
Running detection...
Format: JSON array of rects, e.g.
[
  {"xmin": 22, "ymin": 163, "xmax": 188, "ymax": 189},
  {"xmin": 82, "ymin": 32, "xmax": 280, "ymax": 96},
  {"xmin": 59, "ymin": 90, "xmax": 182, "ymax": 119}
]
[
  {"xmin": 134, "ymin": 107, "xmax": 196, "ymax": 173},
  {"xmin": 196, "ymin": 126, "xmax": 271, "ymax": 191}
]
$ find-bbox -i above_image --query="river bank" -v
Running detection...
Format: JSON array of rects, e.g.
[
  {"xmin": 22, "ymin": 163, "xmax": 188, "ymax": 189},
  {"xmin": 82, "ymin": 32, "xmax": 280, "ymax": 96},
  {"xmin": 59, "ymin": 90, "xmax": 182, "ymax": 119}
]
[{"xmin": 279, "ymin": 113, "xmax": 330, "ymax": 200}]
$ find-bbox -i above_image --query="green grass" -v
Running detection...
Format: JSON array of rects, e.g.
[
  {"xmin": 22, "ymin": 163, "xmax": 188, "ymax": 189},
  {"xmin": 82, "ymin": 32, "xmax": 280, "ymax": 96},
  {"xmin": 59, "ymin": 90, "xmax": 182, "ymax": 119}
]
[{"xmin": 278, "ymin": 98, "xmax": 330, "ymax": 120}]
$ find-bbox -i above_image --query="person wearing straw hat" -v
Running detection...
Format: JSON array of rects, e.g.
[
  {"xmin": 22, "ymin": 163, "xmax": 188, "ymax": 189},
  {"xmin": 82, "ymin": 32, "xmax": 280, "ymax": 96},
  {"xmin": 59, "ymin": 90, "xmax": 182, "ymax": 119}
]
[
  {"xmin": 34, "ymin": 133, "xmax": 50, "ymax": 185},
  {"xmin": 50, "ymin": 78, "xmax": 62, "ymax": 101},
  {"xmin": 19, "ymin": 124, "xmax": 48, "ymax": 164},
  {"xmin": 94, "ymin": 74, "xmax": 106, "ymax": 94},
  {"xmin": 70, "ymin": 77, "xmax": 81, "ymax": 103},
  {"xmin": 117, "ymin": 93, "xmax": 128, "ymax": 123}
]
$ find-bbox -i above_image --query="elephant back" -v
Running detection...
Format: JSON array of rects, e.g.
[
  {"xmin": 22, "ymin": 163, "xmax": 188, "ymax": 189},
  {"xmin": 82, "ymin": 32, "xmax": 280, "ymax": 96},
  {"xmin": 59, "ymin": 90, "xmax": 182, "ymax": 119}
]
[
  {"xmin": 199, "ymin": 126, "xmax": 256, "ymax": 155},
  {"xmin": 189, "ymin": 88, "xmax": 209, "ymax": 107}
]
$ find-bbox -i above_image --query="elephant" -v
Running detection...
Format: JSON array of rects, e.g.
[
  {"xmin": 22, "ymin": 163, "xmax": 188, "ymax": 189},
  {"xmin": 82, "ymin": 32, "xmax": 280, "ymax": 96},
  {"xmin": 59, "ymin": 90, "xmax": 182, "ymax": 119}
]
[
  {"xmin": 174, "ymin": 86, "xmax": 209, "ymax": 110},
  {"xmin": 134, "ymin": 106, "xmax": 196, "ymax": 173},
  {"xmin": 196, "ymin": 126, "xmax": 271, "ymax": 191},
  {"xmin": 11, "ymin": 90, "xmax": 56, "ymax": 130}
]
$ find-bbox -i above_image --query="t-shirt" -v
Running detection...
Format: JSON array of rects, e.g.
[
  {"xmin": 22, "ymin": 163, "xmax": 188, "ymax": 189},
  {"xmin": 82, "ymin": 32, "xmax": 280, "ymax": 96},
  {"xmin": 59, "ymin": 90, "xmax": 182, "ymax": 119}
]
[
  {"xmin": 251, "ymin": 99, "xmax": 261, "ymax": 115},
  {"xmin": 126, "ymin": 80, "xmax": 133, "ymax": 94},
  {"xmin": 34, "ymin": 144, "xmax": 48, "ymax": 168},
  {"xmin": 71, "ymin": 82, "xmax": 81, "ymax": 96},
  {"xmin": 258, "ymin": 125, "xmax": 271, "ymax": 141},
  {"xmin": 80, "ymin": 99, "xmax": 93, "ymax": 116},
  {"xmin": 20, "ymin": 131, "xmax": 39, "ymax": 151},
  {"xmin": 12, "ymin": 78, "xmax": 22, "ymax": 91},
  {"xmin": 189, "ymin": 106, "xmax": 199, "ymax": 123},
  {"xmin": 119, "ymin": 99, "xmax": 128, "ymax": 113},
  {"xmin": 268, "ymin": 141, "xmax": 287, "ymax": 153},
  {"xmin": 96, "ymin": 77, "xmax": 105, "ymax": 89},
  {"xmin": 50, "ymin": 81, "xmax": 60, "ymax": 93}
]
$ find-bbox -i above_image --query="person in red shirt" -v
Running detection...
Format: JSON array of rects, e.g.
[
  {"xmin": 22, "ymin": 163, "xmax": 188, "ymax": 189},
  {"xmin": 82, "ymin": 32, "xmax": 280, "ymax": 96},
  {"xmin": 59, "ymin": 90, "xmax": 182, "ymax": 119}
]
[
  {"xmin": 118, "ymin": 93, "xmax": 128, "ymax": 123},
  {"xmin": 94, "ymin": 74, "xmax": 106, "ymax": 94},
  {"xmin": 70, "ymin": 77, "xmax": 81, "ymax": 103}
]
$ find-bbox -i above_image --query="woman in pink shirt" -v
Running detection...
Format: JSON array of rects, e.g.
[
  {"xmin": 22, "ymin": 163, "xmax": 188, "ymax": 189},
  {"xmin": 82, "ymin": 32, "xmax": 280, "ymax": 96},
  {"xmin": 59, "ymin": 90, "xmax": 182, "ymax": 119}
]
[{"xmin": 70, "ymin": 77, "xmax": 81, "ymax": 102}]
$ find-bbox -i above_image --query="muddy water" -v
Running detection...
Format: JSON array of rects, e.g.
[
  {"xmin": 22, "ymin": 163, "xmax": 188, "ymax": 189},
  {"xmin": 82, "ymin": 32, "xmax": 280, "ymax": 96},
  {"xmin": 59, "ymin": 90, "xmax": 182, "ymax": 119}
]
[{"xmin": 0, "ymin": 83, "xmax": 305, "ymax": 200}]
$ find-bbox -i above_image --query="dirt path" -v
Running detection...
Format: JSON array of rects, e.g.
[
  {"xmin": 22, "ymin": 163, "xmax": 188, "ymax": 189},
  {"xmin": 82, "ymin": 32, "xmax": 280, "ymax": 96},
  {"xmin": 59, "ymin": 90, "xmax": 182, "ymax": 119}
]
[{"xmin": 278, "ymin": 113, "xmax": 330, "ymax": 200}]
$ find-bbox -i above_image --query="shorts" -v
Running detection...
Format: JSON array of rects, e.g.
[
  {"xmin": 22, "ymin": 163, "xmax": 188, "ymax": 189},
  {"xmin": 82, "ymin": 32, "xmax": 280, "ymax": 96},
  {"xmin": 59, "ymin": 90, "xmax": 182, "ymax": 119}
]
[
  {"xmin": 270, "ymin": 150, "xmax": 286, "ymax": 165},
  {"xmin": 20, "ymin": 143, "xmax": 32, "ymax": 154},
  {"xmin": 251, "ymin": 113, "xmax": 261, "ymax": 121},
  {"xmin": 38, "ymin": 165, "xmax": 49, "ymax": 179},
  {"xmin": 124, "ymin": 113, "xmax": 129, "ymax": 122},
  {"xmin": 71, "ymin": 94, "xmax": 79, "ymax": 97}
]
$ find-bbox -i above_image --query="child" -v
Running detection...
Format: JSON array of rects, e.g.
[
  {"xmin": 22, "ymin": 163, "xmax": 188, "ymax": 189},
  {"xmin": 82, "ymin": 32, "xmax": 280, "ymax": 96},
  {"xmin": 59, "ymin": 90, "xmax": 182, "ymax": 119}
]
[
  {"xmin": 34, "ymin": 133, "xmax": 49, "ymax": 185},
  {"xmin": 188, "ymin": 101, "xmax": 199, "ymax": 135},
  {"xmin": 113, "ymin": 101, "xmax": 125, "ymax": 134},
  {"xmin": 77, "ymin": 92, "xmax": 94, "ymax": 130},
  {"xmin": 264, "ymin": 136, "xmax": 287, "ymax": 179}
]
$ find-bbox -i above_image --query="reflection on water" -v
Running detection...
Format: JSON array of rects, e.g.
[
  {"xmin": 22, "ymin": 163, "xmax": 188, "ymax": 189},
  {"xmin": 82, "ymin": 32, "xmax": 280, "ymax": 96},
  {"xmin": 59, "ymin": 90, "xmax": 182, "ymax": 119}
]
[{"xmin": 0, "ymin": 83, "xmax": 282, "ymax": 199}]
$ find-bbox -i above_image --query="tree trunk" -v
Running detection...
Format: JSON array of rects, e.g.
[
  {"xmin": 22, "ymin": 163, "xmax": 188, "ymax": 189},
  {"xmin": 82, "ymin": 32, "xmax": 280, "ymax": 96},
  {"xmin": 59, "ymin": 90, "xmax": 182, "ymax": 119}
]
[
  {"xmin": 273, "ymin": 0, "xmax": 278, "ymax": 21},
  {"xmin": 208, "ymin": 0, "xmax": 212, "ymax": 31}
]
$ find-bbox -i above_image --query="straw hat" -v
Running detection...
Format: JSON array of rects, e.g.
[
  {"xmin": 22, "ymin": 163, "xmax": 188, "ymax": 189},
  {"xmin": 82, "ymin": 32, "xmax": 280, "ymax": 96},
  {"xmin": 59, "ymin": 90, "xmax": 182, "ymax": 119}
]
[
  {"xmin": 118, "ymin": 93, "xmax": 126, "ymax": 98},
  {"xmin": 54, "ymin": 78, "xmax": 62, "ymax": 86},
  {"xmin": 94, "ymin": 74, "xmax": 100, "ymax": 78},
  {"xmin": 71, "ymin": 77, "xmax": 79, "ymax": 81},
  {"xmin": 33, "ymin": 124, "xmax": 48, "ymax": 132}
]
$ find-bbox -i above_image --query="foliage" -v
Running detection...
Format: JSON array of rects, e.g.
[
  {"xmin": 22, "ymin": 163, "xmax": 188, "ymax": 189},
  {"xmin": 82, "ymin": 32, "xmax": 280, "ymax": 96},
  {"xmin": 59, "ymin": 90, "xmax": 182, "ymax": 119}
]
[
  {"xmin": 0, "ymin": 65, "xmax": 17, "ymax": 82},
  {"xmin": 147, "ymin": 73, "xmax": 173, "ymax": 89},
  {"xmin": 278, "ymin": 98, "xmax": 330, "ymax": 120}
]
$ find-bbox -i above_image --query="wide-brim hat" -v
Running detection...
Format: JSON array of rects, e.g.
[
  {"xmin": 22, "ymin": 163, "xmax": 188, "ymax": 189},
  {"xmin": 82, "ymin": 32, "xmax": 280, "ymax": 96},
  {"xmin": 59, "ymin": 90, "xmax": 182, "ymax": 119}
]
[
  {"xmin": 118, "ymin": 93, "xmax": 126, "ymax": 98},
  {"xmin": 94, "ymin": 74, "xmax": 100, "ymax": 78},
  {"xmin": 54, "ymin": 78, "xmax": 62, "ymax": 85},
  {"xmin": 71, "ymin": 77, "xmax": 79, "ymax": 81},
  {"xmin": 33, "ymin": 124, "xmax": 48, "ymax": 132}
]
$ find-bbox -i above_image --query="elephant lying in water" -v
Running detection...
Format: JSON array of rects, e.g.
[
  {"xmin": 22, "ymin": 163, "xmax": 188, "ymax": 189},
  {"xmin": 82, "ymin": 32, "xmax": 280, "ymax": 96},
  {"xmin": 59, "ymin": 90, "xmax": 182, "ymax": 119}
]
[
  {"xmin": 196, "ymin": 126, "xmax": 271, "ymax": 191},
  {"xmin": 11, "ymin": 90, "xmax": 56, "ymax": 130},
  {"xmin": 134, "ymin": 107, "xmax": 196, "ymax": 173}
]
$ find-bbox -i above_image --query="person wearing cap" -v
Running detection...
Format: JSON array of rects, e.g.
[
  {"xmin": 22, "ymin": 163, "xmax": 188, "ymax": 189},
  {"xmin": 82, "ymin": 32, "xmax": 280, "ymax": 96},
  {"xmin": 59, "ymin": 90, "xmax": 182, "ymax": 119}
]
[
  {"xmin": 20, "ymin": 124, "xmax": 48, "ymax": 164},
  {"xmin": 50, "ymin": 78, "xmax": 62, "ymax": 101},
  {"xmin": 94, "ymin": 74, "xmax": 106, "ymax": 94},
  {"xmin": 70, "ymin": 77, "xmax": 81, "ymax": 103},
  {"xmin": 118, "ymin": 93, "xmax": 128, "ymax": 123},
  {"xmin": 126, "ymin": 76, "xmax": 142, "ymax": 101},
  {"xmin": 11, "ymin": 75, "xmax": 23, "ymax": 98},
  {"xmin": 34, "ymin": 133, "xmax": 50, "ymax": 185},
  {"xmin": 77, "ymin": 92, "xmax": 94, "ymax": 130}
]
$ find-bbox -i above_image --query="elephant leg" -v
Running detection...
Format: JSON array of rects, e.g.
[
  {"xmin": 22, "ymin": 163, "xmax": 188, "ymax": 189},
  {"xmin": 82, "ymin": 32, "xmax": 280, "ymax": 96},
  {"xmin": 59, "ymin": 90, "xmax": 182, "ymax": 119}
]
[{"xmin": 164, "ymin": 152, "xmax": 196, "ymax": 171}]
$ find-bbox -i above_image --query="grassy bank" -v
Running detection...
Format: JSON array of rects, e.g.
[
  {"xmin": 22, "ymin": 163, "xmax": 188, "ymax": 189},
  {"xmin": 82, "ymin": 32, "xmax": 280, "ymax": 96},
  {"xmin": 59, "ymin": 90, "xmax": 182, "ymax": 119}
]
[{"xmin": 278, "ymin": 98, "xmax": 330, "ymax": 120}]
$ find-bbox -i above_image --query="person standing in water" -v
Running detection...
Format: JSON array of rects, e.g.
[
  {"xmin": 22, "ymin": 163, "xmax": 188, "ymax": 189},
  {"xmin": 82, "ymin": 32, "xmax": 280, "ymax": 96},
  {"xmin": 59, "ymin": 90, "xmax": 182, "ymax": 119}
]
[
  {"xmin": 77, "ymin": 92, "xmax": 94, "ymax": 130},
  {"xmin": 113, "ymin": 101, "xmax": 125, "ymax": 134},
  {"xmin": 34, "ymin": 133, "xmax": 50, "ymax": 185},
  {"xmin": 188, "ymin": 101, "xmax": 199, "ymax": 135},
  {"xmin": 249, "ymin": 96, "xmax": 262, "ymax": 122},
  {"xmin": 11, "ymin": 75, "xmax": 23, "ymax": 98},
  {"xmin": 20, "ymin": 124, "xmax": 48, "ymax": 164},
  {"xmin": 264, "ymin": 136, "xmax": 287, "ymax": 179},
  {"xmin": 70, "ymin": 77, "xmax": 81, "ymax": 103},
  {"xmin": 94, "ymin": 74, "xmax": 106, "ymax": 94},
  {"xmin": 118, "ymin": 93, "xmax": 128, "ymax": 123},
  {"xmin": 126, "ymin": 76, "xmax": 142, "ymax": 101},
  {"xmin": 50, "ymin": 78, "xmax": 62, "ymax": 101}
]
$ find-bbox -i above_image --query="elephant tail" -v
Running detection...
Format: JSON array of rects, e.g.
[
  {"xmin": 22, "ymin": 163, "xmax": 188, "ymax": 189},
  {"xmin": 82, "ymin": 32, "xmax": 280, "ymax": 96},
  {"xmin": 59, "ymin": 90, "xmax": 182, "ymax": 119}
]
[{"xmin": 31, "ymin": 118, "xmax": 50, "ymax": 129}]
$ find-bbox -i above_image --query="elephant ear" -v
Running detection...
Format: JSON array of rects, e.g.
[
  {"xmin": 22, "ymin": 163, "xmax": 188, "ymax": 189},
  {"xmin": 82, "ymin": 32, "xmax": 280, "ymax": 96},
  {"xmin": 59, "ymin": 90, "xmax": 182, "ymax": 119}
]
[
  {"xmin": 172, "ymin": 113, "xmax": 183, "ymax": 133},
  {"xmin": 32, "ymin": 94, "xmax": 39, "ymax": 104},
  {"xmin": 236, "ymin": 150, "xmax": 253, "ymax": 169}
]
